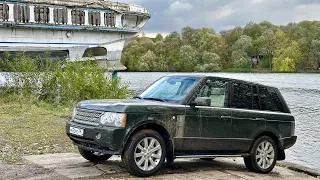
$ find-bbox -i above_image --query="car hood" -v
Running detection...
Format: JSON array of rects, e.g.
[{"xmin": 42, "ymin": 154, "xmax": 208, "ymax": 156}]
[{"xmin": 77, "ymin": 99, "xmax": 183, "ymax": 113}]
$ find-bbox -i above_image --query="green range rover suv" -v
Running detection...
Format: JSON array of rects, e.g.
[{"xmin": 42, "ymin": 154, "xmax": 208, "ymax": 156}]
[{"xmin": 66, "ymin": 75, "xmax": 297, "ymax": 177}]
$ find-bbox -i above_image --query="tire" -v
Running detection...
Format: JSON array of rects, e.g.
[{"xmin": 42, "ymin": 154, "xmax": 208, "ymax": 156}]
[
  {"xmin": 122, "ymin": 129, "xmax": 166, "ymax": 177},
  {"xmin": 244, "ymin": 136, "xmax": 278, "ymax": 173},
  {"xmin": 78, "ymin": 147, "xmax": 112, "ymax": 162}
]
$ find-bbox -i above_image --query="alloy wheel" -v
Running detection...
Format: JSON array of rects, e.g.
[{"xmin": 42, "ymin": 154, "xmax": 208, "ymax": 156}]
[
  {"xmin": 255, "ymin": 141, "xmax": 275, "ymax": 169},
  {"xmin": 134, "ymin": 137, "xmax": 162, "ymax": 171}
]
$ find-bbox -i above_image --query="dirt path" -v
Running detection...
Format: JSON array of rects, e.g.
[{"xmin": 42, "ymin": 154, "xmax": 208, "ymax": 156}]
[{"xmin": 0, "ymin": 153, "xmax": 317, "ymax": 180}]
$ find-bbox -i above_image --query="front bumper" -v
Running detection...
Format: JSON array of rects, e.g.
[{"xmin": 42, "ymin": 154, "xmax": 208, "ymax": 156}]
[
  {"xmin": 281, "ymin": 136, "xmax": 297, "ymax": 149},
  {"xmin": 66, "ymin": 121, "xmax": 126, "ymax": 155}
]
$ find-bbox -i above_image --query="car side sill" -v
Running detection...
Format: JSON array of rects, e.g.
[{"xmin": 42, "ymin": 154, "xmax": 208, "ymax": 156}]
[{"xmin": 175, "ymin": 154, "xmax": 250, "ymax": 159}]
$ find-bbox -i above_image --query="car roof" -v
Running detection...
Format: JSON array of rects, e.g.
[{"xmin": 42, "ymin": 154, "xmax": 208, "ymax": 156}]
[{"xmin": 165, "ymin": 74, "xmax": 276, "ymax": 89}]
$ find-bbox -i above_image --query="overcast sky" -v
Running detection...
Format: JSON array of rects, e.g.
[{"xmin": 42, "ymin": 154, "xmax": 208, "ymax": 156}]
[{"xmin": 118, "ymin": 0, "xmax": 320, "ymax": 37}]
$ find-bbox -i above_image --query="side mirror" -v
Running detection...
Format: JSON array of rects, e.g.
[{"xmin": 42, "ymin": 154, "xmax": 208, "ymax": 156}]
[{"xmin": 190, "ymin": 97, "xmax": 211, "ymax": 107}]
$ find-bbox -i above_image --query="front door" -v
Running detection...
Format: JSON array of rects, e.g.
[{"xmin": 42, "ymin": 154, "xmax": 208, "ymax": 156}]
[
  {"xmin": 174, "ymin": 77, "xmax": 233, "ymax": 154},
  {"xmin": 198, "ymin": 77, "xmax": 232, "ymax": 152}
]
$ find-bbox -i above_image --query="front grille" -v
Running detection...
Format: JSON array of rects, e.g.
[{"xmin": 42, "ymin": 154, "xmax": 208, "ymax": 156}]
[{"xmin": 73, "ymin": 108, "xmax": 103, "ymax": 126}]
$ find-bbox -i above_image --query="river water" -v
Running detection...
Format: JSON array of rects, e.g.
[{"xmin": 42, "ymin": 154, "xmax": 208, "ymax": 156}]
[
  {"xmin": 118, "ymin": 72, "xmax": 320, "ymax": 172},
  {"xmin": 0, "ymin": 72, "xmax": 319, "ymax": 171}
]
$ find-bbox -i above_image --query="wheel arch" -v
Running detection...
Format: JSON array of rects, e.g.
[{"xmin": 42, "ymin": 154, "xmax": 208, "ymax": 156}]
[
  {"xmin": 121, "ymin": 122, "xmax": 174, "ymax": 159},
  {"xmin": 253, "ymin": 131, "xmax": 285, "ymax": 160}
]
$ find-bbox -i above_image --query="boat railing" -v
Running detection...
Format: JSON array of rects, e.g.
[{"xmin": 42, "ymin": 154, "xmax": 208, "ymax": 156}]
[{"xmin": 0, "ymin": 1, "xmax": 148, "ymax": 30}]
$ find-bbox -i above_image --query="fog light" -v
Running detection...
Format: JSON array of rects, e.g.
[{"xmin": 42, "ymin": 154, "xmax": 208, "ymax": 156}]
[{"xmin": 96, "ymin": 133, "xmax": 101, "ymax": 140}]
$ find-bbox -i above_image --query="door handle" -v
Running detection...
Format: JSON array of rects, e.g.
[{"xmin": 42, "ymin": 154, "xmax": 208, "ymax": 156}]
[
  {"xmin": 255, "ymin": 118, "xmax": 266, "ymax": 121},
  {"xmin": 221, "ymin": 116, "xmax": 232, "ymax": 119}
]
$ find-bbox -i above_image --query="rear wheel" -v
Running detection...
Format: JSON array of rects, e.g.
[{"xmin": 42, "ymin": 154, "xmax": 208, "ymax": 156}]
[
  {"xmin": 122, "ymin": 129, "xmax": 166, "ymax": 177},
  {"xmin": 244, "ymin": 136, "xmax": 278, "ymax": 173},
  {"xmin": 78, "ymin": 147, "xmax": 112, "ymax": 162}
]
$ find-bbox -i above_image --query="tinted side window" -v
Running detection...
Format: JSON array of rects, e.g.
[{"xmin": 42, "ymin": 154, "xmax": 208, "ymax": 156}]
[
  {"xmin": 195, "ymin": 79, "xmax": 228, "ymax": 108},
  {"xmin": 259, "ymin": 86, "xmax": 285, "ymax": 112},
  {"xmin": 231, "ymin": 82, "xmax": 252, "ymax": 110},
  {"xmin": 252, "ymin": 86, "xmax": 260, "ymax": 110}
]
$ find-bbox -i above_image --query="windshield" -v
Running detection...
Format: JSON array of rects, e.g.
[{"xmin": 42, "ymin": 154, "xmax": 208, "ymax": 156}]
[{"xmin": 139, "ymin": 76, "xmax": 200, "ymax": 102}]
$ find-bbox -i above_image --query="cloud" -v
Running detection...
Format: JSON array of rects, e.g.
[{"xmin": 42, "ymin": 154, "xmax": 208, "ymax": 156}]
[
  {"xmin": 294, "ymin": 4, "xmax": 320, "ymax": 22},
  {"xmin": 167, "ymin": 1, "xmax": 193, "ymax": 14},
  {"xmin": 207, "ymin": 5, "xmax": 234, "ymax": 21},
  {"xmin": 117, "ymin": 0, "xmax": 320, "ymax": 33},
  {"xmin": 251, "ymin": 0, "xmax": 265, "ymax": 4}
]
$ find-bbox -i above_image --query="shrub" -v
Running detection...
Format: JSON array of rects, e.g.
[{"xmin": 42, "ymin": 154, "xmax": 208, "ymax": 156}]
[
  {"xmin": 39, "ymin": 61, "xmax": 129, "ymax": 105},
  {"xmin": 1, "ymin": 53, "xmax": 130, "ymax": 105}
]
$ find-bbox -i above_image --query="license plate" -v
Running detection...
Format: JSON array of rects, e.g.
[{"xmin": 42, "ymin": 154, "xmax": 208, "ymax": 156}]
[{"xmin": 69, "ymin": 126, "xmax": 84, "ymax": 137}]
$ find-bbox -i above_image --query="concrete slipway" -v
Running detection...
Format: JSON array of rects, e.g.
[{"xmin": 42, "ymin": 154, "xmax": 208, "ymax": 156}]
[{"xmin": 0, "ymin": 153, "xmax": 318, "ymax": 180}]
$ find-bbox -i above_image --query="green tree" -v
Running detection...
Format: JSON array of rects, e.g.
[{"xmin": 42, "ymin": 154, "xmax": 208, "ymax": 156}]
[
  {"xmin": 153, "ymin": 41, "xmax": 168, "ymax": 71},
  {"xmin": 180, "ymin": 45, "xmax": 199, "ymax": 72},
  {"xmin": 164, "ymin": 31, "xmax": 182, "ymax": 71},
  {"xmin": 256, "ymin": 29, "xmax": 276, "ymax": 70},
  {"xmin": 243, "ymin": 22, "xmax": 262, "ymax": 40},
  {"xmin": 273, "ymin": 31, "xmax": 302, "ymax": 72},
  {"xmin": 231, "ymin": 35, "xmax": 252, "ymax": 68},
  {"xmin": 154, "ymin": 33, "xmax": 164, "ymax": 42},
  {"xmin": 195, "ymin": 52, "xmax": 221, "ymax": 72},
  {"xmin": 309, "ymin": 40, "xmax": 320, "ymax": 69},
  {"xmin": 232, "ymin": 35, "xmax": 253, "ymax": 54},
  {"xmin": 221, "ymin": 26, "xmax": 243, "ymax": 47},
  {"xmin": 121, "ymin": 38, "xmax": 155, "ymax": 71},
  {"xmin": 137, "ymin": 50, "xmax": 157, "ymax": 71},
  {"xmin": 231, "ymin": 50, "xmax": 250, "ymax": 68}
]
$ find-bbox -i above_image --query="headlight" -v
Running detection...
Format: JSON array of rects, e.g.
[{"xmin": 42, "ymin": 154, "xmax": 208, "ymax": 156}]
[{"xmin": 100, "ymin": 112, "xmax": 127, "ymax": 128}]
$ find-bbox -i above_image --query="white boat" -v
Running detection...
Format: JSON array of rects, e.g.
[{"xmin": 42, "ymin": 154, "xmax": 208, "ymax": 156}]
[{"xmin": 0, "ymin": 0, "xmax": 150, "ymax": 70}]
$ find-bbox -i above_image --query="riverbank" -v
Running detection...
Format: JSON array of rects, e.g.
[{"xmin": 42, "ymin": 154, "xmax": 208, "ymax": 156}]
[
  {"xmin": 122, "ymin": 68, "xmax": 320, "ymax": 73},
  {"xmin": 278, "ymin": 161, "xmax": 320, "ymax": 178}
]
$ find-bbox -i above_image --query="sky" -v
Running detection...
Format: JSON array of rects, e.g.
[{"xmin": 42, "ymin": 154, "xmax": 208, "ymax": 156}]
[{"xmin": 118, "ymin": 0, "xmax": 320, "ymax": 37}]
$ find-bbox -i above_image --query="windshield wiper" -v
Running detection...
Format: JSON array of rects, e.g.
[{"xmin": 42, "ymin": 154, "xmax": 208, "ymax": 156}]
[
  {"xmin": 143, "ymin": 97, "xmax": 167, "ymax": 102},
  {"xmin": 133, "ymin": 96, "xmax": 142, "ymax": 99}
]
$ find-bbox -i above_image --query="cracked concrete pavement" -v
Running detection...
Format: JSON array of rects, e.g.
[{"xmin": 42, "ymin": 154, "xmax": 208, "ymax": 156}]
[{"xmin": 0, "ymin": 153, "xmax": 317, "ymax": 180}]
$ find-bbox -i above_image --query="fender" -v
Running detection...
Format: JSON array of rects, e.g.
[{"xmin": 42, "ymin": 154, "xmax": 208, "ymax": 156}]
[
  {"xmin": 120, "ymin": 116, "xmax": 174, "ymax": 154},
  {"xmin": 253, "ymin": 128, "xmax": 283, "ymax": 149}
]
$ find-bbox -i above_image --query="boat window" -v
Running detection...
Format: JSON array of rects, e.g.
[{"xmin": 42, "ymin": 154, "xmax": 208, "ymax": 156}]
[
  {"xmin": 122, "ymin": 14, "xmax": 137, "ymax": 28},
  {"xmin": 89, "ymin": 11, "xmax": 101, "ymax": 26},
  {"xmin": 71, "ymin": 9, "xmax": 85, "ymax": 25},
  {"xmin": 54, "ymin": 7, "xmax": 68, "ymax": 24},
  {"xmin": 0, "ymin": 3, "xmax": 9, "ymax": 21},
  {"xmin": 105, "ymin": 12, "xmax": 115, "ymax": 27},
  {"xmin": 34, "ymin": 6, "xmax": 49, "ymax": 23},
  {"xmin": 14, "ymin": 4, "xmax": 30, "ymax": 23}
]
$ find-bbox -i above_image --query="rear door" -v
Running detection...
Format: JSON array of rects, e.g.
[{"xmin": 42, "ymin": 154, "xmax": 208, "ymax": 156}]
[{"xmin": 229, "ymin": 82, "xmax": 266, "ymax": 151}]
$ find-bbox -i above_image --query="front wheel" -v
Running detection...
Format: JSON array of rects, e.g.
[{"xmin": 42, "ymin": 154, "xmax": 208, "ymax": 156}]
[
  {"xmin": 122, "ymin": 129, "xmax": 166, "ymax": 177},
  {"xmin": 78, "ymin": 147, "xmax": 112, "ymax": 162},
  {"xmin": 244, "ymin": 136, "xmax": 278, "ymax": 173}
]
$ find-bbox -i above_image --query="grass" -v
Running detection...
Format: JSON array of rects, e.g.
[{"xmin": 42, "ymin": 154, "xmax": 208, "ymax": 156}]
[{"xmin": 0, "ymin": 94, "xmax": 76, "ymax": 163}]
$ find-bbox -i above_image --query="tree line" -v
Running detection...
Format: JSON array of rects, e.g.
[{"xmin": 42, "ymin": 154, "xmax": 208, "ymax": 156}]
[{"xmin": 121, "ymin": 21, "xmax": 320, "ymax": 72}]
